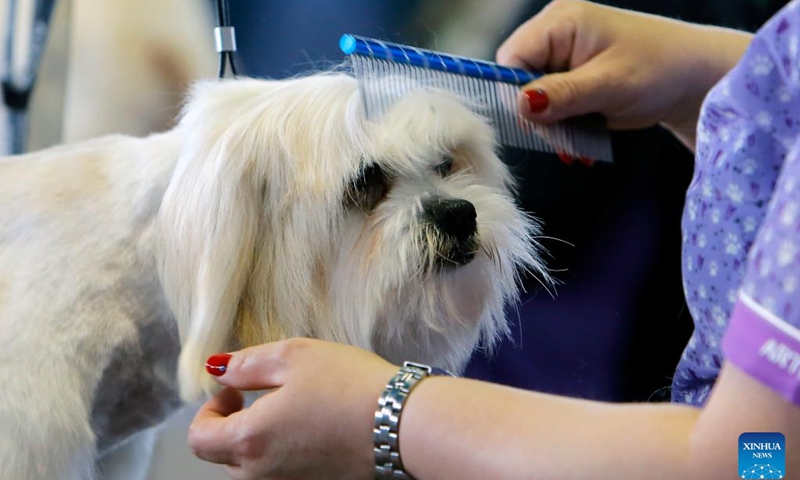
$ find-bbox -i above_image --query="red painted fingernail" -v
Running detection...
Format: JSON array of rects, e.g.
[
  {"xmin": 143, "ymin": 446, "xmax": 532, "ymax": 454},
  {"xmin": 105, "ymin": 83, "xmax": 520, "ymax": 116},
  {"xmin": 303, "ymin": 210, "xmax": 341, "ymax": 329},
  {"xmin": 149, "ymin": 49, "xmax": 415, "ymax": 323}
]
[
  {"xmin": 525, "ymin": 88, "xmax": 549, "ymax": 113},
  {"xmin": 556, "ymin": 150, "xmax": 574, "ymax": 165},
  {"xmin": 206, "ymin": 354, "xmax": 232, "ymax": 376},
  {"xmin": 578, "ymin": 156, "xmax": 595, "ymax": 167}
]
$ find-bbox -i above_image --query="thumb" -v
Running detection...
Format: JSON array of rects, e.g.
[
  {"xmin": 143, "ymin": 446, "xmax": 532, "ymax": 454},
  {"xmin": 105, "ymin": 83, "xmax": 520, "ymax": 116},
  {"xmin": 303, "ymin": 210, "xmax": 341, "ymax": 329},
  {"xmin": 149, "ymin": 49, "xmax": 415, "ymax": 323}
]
[
  {"xmin": 187, "ymin": 387, "xmax": 245, "ymax": 466},
  {"xmin": 519, "ymin": 57, "xmax": 619, "ymax": 124}
]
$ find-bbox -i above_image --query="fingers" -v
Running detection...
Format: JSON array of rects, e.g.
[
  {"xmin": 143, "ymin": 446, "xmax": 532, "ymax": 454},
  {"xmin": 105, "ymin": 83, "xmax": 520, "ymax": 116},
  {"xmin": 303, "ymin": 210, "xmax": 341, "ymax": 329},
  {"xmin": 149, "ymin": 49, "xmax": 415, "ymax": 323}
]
[
  {"xmin": 496, "ymin": 16, "xmax": 553, "ymax": 70},
  {"xmin": 188, "ymin": 387, "xmax": 245, "ymax": 466},
  {"xmin": 517, "ymin": 54, "xmax": 624, "ymax": 123},
  {"xmin": 223, "ymin": 465, "xmax": 248, "ymax": 480},
  {"xmin": 205, "ymin": 338, "xmax": 315, "ymax": 391},
  {"xmin": 498, "ymin": 0, "xmax": 627, "ymax": 124},
  {"xmin": 496, "ymin": 0, "xmax": 584, "ymax": 72}
]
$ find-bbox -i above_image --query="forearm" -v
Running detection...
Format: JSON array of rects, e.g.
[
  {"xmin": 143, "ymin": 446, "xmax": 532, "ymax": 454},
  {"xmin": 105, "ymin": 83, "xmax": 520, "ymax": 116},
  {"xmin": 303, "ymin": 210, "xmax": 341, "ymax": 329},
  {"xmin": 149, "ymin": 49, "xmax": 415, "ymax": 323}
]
[
  {"xmin": 400, "ymin": 377, "xmax": 700, "ymax": 480},
  {"xmin": 662, "ymin": 25, "xmax": 753, "ymax": 150}
]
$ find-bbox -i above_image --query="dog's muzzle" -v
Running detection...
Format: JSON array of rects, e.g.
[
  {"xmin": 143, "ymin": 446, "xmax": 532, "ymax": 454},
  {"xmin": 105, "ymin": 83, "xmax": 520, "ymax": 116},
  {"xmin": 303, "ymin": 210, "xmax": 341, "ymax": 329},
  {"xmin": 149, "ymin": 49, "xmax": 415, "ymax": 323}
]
[{"xmin": 423, "ymin": 197, "xmax": 479, "ymax": 268}]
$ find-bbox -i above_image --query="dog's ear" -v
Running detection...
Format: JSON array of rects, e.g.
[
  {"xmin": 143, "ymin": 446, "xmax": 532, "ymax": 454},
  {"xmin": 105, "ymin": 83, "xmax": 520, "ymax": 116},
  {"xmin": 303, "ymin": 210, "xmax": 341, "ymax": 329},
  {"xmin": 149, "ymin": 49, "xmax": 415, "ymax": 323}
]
[
  {"xmin": 160, "ymin": 76, "xmax": 365, "ymax": 401},
  {"xmin": 158, "ymin": 80, "xmax": 269, "ymax": 402}
]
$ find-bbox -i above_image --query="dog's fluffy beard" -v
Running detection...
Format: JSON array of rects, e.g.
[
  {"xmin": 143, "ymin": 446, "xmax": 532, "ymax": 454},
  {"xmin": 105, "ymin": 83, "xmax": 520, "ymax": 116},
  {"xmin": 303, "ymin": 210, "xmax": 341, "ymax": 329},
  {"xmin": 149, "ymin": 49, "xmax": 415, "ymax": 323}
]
[{"xmin": 160, "ymin": 75, "xmax": 548, "ymax": 402}]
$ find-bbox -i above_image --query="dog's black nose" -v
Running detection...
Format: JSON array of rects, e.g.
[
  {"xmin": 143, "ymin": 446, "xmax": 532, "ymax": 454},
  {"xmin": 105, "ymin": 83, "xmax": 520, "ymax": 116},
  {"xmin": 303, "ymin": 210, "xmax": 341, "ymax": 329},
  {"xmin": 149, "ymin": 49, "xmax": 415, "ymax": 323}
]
[{"xmin": 428, "ymin": 198, "xmax": 477, "ymax": 241}]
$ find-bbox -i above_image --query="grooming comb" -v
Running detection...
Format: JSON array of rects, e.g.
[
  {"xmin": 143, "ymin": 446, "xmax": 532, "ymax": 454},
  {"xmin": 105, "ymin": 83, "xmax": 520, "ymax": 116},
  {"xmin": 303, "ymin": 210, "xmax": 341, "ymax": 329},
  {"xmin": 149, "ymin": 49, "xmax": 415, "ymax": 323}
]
[{"xmin": 340, "ymin": 34, "xmax": 613, "ymax": 163}]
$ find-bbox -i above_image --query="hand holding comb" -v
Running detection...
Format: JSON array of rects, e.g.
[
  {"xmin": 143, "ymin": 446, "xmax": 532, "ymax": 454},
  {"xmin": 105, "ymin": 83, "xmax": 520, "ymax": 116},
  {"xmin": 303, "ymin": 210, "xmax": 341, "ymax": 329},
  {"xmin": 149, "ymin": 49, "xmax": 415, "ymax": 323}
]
[{"xmin": 340, "ymin": 34, "xmax": 613, "ymax": 163}]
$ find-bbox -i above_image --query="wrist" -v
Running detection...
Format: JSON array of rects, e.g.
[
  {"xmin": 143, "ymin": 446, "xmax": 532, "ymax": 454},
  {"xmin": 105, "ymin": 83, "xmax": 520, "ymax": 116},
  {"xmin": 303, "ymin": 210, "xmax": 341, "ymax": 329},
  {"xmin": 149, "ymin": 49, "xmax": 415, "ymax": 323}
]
[
  {"xmin": 373, "ymin": 362, "xmax": 453, "ymax": 479},
  {"xmin": 662, "ymin": 25, "xmax": 753, "ymax": 148},
  {"xmin": 689, "ymin": 25, "xmax": 753, "ymax": 89}
]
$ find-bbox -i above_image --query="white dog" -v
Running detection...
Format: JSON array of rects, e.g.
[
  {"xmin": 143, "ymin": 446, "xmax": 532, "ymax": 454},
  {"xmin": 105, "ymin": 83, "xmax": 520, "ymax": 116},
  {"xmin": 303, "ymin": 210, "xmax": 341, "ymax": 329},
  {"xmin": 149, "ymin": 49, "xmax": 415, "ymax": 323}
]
[{"xmin": 0, "ymin": 74, "xmax": 547, "ymax": 480}]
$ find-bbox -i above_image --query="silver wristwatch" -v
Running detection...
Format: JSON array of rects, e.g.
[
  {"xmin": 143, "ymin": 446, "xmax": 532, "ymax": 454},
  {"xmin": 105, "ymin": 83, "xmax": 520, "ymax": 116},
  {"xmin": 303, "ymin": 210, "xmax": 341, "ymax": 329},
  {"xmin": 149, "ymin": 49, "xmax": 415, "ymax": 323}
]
[{"xmin": 373, "ymin": 361, "xmax": 453, "ymax": 480}]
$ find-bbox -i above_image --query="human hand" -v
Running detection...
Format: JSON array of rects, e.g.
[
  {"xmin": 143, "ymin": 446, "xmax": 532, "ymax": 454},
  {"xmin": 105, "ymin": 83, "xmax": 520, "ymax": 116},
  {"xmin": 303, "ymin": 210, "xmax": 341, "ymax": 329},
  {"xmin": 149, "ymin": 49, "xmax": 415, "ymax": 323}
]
[
  {"xmin": 497, "ymin": 0, "xmax": 752, "ymax": 147},
  {"xmin": 187, "ymin": 338, "xmax": 398, "ymax": 480}
]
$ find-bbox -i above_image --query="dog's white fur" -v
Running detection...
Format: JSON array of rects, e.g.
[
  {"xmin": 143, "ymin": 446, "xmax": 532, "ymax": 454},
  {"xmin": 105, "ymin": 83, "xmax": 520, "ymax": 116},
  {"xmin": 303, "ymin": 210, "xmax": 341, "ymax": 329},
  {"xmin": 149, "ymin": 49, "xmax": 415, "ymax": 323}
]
[{"xmin": 0, "ymin": 74, "xmax": 546, "ymax": 480}]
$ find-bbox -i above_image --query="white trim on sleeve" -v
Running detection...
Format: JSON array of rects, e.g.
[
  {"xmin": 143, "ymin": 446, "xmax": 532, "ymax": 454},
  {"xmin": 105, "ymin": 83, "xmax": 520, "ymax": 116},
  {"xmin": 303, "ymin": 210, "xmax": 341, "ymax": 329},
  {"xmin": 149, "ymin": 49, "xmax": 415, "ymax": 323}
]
[{"xmin": 739, "ymin": 291, "xmax": 800, "ymax": 343}]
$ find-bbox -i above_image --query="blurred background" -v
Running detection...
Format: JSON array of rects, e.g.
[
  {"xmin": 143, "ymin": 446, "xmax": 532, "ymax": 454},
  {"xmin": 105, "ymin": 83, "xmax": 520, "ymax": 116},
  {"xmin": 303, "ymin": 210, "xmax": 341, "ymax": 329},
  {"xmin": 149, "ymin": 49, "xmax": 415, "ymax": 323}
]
[{"xmin": 0, "ymin": 0, "xmax": 787, "ymax": 478}]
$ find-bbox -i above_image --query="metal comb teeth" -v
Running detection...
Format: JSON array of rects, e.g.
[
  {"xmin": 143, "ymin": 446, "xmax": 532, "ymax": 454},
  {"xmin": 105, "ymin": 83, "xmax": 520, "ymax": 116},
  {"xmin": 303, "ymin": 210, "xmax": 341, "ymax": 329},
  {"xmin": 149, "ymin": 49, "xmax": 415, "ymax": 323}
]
[{"xmin": 340, "ymin": 34, "xmax": 613, "ymax": 163}]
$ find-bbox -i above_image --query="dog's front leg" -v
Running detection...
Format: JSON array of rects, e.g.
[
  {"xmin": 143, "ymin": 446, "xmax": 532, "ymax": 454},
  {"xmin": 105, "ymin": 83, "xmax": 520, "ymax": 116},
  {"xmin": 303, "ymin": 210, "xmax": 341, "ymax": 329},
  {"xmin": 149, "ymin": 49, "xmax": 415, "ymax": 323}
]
[{"xmin": 95, "ymin": 428, "xmax": 158, "ymax": 480}]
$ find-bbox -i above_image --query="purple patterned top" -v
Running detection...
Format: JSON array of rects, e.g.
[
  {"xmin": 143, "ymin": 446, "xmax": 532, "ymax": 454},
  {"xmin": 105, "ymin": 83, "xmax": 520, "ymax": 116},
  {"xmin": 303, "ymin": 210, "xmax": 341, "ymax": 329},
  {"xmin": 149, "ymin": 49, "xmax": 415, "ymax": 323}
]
[{"xmin": 674, "ymin": 0, "xmax": 800, "ymax": 407}]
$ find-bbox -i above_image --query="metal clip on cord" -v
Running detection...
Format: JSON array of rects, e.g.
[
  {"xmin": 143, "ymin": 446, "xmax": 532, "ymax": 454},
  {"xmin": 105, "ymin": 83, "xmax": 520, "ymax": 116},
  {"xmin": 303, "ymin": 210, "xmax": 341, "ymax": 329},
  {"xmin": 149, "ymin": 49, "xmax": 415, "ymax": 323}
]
[{"xmin": 215, "ymin": 0, "xmax": 237, "ymax": 79}]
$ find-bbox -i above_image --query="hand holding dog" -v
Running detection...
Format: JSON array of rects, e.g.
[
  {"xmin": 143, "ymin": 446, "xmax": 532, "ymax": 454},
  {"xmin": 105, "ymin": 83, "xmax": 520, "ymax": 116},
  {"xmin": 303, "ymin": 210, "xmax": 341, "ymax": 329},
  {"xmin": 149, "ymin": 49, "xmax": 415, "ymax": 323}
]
[
  {"xmin": 498, "ymin": 0, "xmax": 753, "ymax": 147},
  {"xmin": 189, "ymin": 338, "xmax": 397, "ymax": 480}
]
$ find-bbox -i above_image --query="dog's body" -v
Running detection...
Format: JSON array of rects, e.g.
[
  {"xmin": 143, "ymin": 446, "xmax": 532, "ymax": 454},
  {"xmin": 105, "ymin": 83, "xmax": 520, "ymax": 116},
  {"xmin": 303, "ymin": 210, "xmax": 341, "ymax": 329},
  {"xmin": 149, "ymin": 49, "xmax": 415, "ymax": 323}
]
[
  {"xmin": 0, "ymin": 75, "xmax": 545, "ymax": 479},
  {"xmin": 0, "ymin": 132, "xmax": 183, "ymax": 479}
]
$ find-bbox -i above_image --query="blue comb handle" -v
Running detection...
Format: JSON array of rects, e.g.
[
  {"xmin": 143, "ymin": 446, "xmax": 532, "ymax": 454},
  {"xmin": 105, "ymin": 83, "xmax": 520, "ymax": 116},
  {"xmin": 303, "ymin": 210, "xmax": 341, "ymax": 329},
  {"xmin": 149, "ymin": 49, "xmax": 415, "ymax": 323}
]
[{"xmin": 339, "ymin": 34, "xmax": 542, "ymax": 85}]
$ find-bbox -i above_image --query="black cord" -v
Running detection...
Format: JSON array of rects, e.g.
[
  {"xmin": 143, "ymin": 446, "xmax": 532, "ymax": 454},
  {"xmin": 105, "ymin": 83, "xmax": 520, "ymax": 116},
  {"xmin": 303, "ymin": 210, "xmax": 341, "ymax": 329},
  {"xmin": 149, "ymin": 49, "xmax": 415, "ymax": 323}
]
[
  {"xmin": 216, "ymin": 0, "xmax": 227, "ymax": 26},
  {"xmin": 218, "ymin": 53, "xmax": 226, "ymax": 79},
  {"xmin": 215, "ymin": 0, "xmax": 237, "ymax": 79},
  {"xmin": 228, "ymin": 51, "xmax": 237, "ymax": 76}
]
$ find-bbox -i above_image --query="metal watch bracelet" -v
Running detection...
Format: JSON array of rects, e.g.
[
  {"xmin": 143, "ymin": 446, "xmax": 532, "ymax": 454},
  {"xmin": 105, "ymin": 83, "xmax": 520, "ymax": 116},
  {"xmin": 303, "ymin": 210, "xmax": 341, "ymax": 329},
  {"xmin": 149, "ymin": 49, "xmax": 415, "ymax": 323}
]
[{"xmin": 373, "ymin": 362, "xmax": 454, "ymax": 480}]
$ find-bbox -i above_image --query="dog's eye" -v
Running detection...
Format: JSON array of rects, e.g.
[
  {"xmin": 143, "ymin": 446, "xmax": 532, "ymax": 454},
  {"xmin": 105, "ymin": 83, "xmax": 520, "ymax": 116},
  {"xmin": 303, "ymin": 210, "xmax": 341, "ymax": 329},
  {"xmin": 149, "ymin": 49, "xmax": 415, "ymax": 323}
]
[
  {"xmin": 345, "ymin": 163, "xmax": 390, "ymax": 212},
  {"xmin": 434, "ymin": 155, "xmax": 454, "ymax": 177}
]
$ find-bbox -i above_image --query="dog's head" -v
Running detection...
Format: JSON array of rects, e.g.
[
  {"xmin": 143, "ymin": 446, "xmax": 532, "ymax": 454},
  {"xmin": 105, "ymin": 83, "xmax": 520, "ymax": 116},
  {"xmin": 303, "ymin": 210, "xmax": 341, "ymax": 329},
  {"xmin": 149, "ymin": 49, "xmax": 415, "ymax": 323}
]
[{"xmin": 158, "ymin": 75, "xmax": 548, "ymax": 401}]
